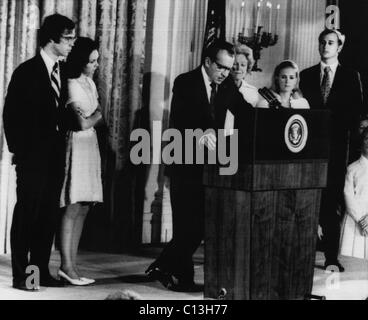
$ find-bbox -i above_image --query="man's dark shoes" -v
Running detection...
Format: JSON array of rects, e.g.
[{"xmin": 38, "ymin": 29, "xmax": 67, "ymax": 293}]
[
  {"xmin": 145, "ymin": 265, "xmax": 175, "ymax": 289},
  {"xmin": 40, "ymin": 274, "xmax": 65, "ymax": 287},
  {"xmin": 12, "ymin": 279, "xmax": 40, "ymax": 291},
  {"xmin": 324, "ymin": 260, "xmax": 345, "ymax": 272}
]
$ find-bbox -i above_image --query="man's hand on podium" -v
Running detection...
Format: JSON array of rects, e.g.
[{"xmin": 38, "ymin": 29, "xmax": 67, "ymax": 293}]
[{"xmin": 199, "ymin": 133, "xmax": 217, "ymax": 151}]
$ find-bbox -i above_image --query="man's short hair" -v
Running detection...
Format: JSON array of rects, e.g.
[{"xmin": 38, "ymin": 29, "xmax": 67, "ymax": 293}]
[
  {"xmin": 39, "ymin": 14, "xmax": 75, "ymax": 47},
  {"xmin": 202, "ymin": 40, "xmax": 235, "ymax": 64},
  {"xmin": 318, "ymin": 29, "xmax": 346, "ymax": 47}
]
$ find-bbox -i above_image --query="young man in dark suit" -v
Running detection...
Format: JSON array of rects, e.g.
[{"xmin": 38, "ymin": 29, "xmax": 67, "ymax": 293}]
[
  {"xmin": 300, "ymin": 29, "xmax": 364, "ymax": 272},
  {"xmin": 3, "ymin": 14, "xmax": 75, "ymax": 290},
  {"xmin": 146, "ymin": 40, "xmax": 250, "ymax": 292}
]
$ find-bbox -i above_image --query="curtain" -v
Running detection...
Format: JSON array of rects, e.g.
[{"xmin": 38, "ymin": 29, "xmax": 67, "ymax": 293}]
[
  {"xmin": 0, "ymin": 0, "xmax": 147, "ymax": 254},
  {"xmin": 141, "ymin": 0, "xmax": 208, "ymax": 244}
]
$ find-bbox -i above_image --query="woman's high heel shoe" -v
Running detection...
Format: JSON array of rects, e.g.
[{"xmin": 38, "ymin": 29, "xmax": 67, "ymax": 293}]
[
  {"xmin": 57, "ymin": 270, "xmax": 90, "ymax": 286},
  {"xmin": 80, "ymin": 277, "xmax": 95, "ymax": 284}
]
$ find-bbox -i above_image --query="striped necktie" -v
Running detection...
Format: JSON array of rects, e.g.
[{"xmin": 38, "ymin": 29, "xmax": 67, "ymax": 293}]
[
  {"xmin": 51, "ymin": 62, "xmax": 61, "ymax": 107},
  {"xmin": 321, "ymin": 66, "xmax": 332, "ymax": 105}
]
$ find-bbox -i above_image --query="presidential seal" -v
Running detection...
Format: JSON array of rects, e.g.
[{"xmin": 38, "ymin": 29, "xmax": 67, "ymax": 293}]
[{"xmin": 284, "ymin": 114, "xmax": 308, "ymax": 153}]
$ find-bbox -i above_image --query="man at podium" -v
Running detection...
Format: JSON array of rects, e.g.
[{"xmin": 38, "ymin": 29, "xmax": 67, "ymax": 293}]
[{"xmin": 145, "ymin": 40, "xmax": 250, "ymax": 292}]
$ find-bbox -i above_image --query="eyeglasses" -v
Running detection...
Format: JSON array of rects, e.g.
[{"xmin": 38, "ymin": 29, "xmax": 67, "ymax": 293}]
[
  {"xmin": 213, "ymin": 60, "xmax": 232, "ymax": 73},
  {"xmin": 61, "ymin": 36, "xmax": 77, "ymax": 44}
]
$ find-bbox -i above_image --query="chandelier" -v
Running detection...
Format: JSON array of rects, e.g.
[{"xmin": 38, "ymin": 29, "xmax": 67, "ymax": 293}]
[{"xmin": 233, "ymin": 0, "xmax": 280, "ymax": 72}]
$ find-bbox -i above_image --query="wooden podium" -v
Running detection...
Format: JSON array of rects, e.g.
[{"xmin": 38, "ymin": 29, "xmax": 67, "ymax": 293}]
[{"xmin": 203, "ymin": 109, "xmax": 330, "ymax": 300}]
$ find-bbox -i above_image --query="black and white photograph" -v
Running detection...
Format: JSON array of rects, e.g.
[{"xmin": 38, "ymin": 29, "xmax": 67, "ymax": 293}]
[{"xmin": 0, "ymin": 0, "xmax": 368, "ymax": 304}]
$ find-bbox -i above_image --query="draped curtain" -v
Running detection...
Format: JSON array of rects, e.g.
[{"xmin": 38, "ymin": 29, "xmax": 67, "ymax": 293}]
[{"xmin": 0, "ymin": 0, "xmax": 147, "ymax": 254}]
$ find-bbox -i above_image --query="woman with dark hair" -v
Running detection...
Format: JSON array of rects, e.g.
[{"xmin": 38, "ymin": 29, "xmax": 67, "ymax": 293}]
[
  {"xmin": 257, "ymin": 60, "xmax": 310, "ymax": 109},
  {"xmin": 58, "ymin": 37, "xmax": 103, "ymax": 285}
]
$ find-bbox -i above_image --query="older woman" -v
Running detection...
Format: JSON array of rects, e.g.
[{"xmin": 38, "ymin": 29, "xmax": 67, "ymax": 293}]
[
  {"xmin": 256, "ymin": 60, "xmax": 310, "ymax": 109},
  {"xmin": 230, "ymin": 44, "xmax": 259, "ymax": 107}
]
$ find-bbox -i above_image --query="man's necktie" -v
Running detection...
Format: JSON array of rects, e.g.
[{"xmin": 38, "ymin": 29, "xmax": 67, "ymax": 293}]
[
  {"xmin": 210, "ymin": 82, "xmax": 217, "ymax": 119},
  {"xmin": 51, "ymin": 62, "xmax": 61, "ymax": 107},
  {"xmin": 321, "ymin": 66, "xmax": 332, "ymax": 105}
]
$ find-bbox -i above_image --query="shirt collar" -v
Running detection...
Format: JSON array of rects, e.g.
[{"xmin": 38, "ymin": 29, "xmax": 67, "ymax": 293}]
[
  {"xmin": 320, "ymin": 60, "xmax": 339, "ymax": 75},
  {"xmin": 40, "ymin": 49, "xmax": 59, "ymax": 76},
  {"xmin": 201, "ymin": 65, "xmax": 212, "ymax": 88}
]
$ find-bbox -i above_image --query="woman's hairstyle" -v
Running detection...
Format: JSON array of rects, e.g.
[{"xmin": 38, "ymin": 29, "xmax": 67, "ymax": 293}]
[
  {"xmin": 66, "ymin": 37, "xmax": 99, "ymax": 79},
  {"xmin": 271, "ymin": 60, "xmax": 302, "ymax": 97},
  {"xmin": 234, "ymin": 43, "xmax": 255, "ymax": 73},
  {"xmin": 39, "ymin": 14, "xmax": 75, "ymax": 48}
]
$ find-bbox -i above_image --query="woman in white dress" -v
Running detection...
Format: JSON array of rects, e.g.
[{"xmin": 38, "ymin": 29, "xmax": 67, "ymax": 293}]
[
  {"xmin": 230, "ymin": 44, "xmax": 259, "ymax": 107},
  {"xmin": 340, "ymin": 127, "xmax": 368, "ymax": 259},
  {"xmin": 58, "ymin": 37, "xmax": 103, "ymax": 285},
  {"xmin": 256, "ymin": 60, "xmax": 310, "ymax": 109}
]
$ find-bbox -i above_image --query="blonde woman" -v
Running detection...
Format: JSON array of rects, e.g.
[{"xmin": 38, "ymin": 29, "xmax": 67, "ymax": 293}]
[{"xmin": 257, "ymin": 60, "xmax": 310, "ymax": 109}]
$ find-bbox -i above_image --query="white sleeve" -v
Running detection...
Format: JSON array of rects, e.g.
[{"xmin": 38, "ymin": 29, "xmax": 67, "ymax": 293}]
[
  {"xmin": 67, "ymin": 80, "xmax": 83, "ymax": 105},
  {"xmin": 291, "ymin": 98, "xmax": 310, "ymax": 109},
  {"xmin": 344, "ymin": 166, "xmax": 365, "ymax": 222}
]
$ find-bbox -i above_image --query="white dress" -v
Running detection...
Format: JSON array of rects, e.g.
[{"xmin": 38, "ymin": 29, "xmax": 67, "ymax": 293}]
[
  {"xmin": 60, "ymin": 76, "xmax": 103, "ymax": 207},
  {"xmin": 256, "ymin": 91, "xmax": 310, "ymax": 109},
  {"xmin": 340, "ymin": 156, "xmax": 368, "ymax": 259}
]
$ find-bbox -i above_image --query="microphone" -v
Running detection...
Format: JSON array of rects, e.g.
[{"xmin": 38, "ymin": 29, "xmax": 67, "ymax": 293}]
[{"xmin": 258, "ymin": 87, "xmax": 282, "ymax": 110}]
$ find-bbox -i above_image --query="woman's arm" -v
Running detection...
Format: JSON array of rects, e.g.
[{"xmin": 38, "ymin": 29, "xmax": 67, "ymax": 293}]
[
  {"xmin": 69, "ymin": 102, "xmax": 103, "ymax": 131},
  {"xmin": 344, "ymin": 166, "xmax": 365, "ymax": 223}
]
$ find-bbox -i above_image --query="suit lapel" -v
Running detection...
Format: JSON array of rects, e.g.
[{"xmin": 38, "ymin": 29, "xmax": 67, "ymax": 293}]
[
  {"xmin": 193, "ymin": 68, "xmax": 213, "ymax": 124},
  {"xmin": 327, "ymin": 65, "xmax": 342, "ymax": 105},
  {"xmin": 36, "ymin": 53, "xmax": 58, "ymax": 109},
  {"xmin": 311, "ymin": 64, "xmax": 324, "ymax": 106},
  {"xmin": 194, "ymin": 67, "xmax": 210, "ymax": 107}
]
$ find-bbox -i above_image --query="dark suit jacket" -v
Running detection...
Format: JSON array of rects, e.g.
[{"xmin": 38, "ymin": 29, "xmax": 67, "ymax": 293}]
[
  {"xmin": 300, "ymin": 63, "xmax": 364, "ymax": 223},
  {"xmin": 3, "ymin": 53, "xmax": 68, "ymax": 168},
  {"xmin": 300, "ymin": 63, "xmax": 364, "ymax": 160},
  {"xmin": 300, "ymin": 64, "xmax": 363, "ymax": 134},
  {"xmin": 166, "ymin": 67, "xmax": 251, "ymax": 182}
]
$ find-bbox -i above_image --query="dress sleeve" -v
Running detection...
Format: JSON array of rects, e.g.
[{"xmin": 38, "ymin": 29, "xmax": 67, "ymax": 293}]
[
  {"xmin": 344, "ymin": 164, "xmax": 365, "ymax": 222},
  {"xmin": 291, "ymin": 98, "xmax": 310, "ymax": 109},
  {"xmin": 67, "ymin": 80, "xmax": 83, "ymax": 105}
]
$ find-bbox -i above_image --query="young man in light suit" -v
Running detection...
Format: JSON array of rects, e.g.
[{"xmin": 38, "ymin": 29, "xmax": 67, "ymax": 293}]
[
  {"xmin": 300, "ymin": 29, "xmax": 364, "ymax": 272},
  {"xmin": 3, "ymin": 14, "xmax": 76, "ymax": 291}
]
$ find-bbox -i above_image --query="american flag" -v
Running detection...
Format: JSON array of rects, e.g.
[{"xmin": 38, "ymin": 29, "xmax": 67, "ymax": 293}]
[{"xmin": 201, "ymin": 0, "xmax": 226, "ymax": 60}]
